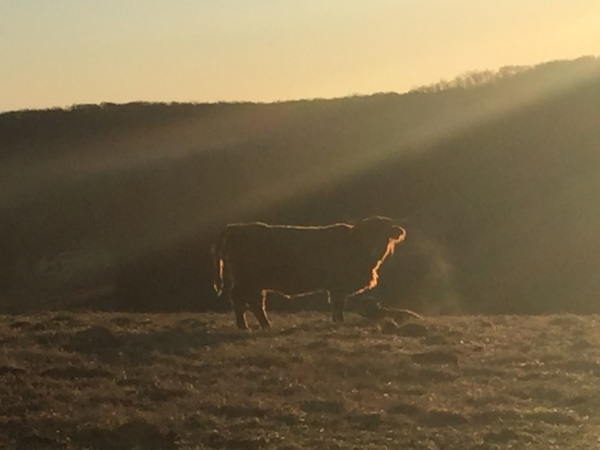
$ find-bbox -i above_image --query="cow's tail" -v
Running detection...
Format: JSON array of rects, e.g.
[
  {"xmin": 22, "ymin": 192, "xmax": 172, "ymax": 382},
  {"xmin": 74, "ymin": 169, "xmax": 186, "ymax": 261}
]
[{"xmin": 212, "ymin": 229, "xmax": 227, "ymax": 298}]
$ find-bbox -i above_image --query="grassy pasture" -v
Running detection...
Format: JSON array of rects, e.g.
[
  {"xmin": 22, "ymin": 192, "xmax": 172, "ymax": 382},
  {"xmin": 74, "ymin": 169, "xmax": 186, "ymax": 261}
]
[{"xmin": 1, "ymin": 311, "xmax": 600, "ymax": 449}]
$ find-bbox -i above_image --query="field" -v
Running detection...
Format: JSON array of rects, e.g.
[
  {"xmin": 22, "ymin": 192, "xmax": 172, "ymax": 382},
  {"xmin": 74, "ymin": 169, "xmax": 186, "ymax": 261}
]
[{"xmin": 1, "ymin": 310, "xmax": 600, "ymax": 449}]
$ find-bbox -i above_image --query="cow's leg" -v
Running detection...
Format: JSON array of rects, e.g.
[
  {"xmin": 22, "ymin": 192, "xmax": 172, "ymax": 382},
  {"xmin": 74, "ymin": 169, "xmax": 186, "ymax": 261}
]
[
  {"xmin": 230, "ymin": 287, "xmax": 249, "ymax": 330},
  {"xmin": 249, "ymin": 291, "xmax": 270, "ymax": 330},
  {"xmin": 330, "ymin": 293, "xmax": 346, "ymax": 323},
  {"xmin": 233, "ymin": 302, "xmax": 249, "ymax": 330}
]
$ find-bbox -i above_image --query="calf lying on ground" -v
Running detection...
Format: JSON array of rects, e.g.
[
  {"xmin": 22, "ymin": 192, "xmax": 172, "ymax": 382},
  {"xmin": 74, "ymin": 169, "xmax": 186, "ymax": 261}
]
[
  {"xmin": 213, "ymin": 216, "xmax": 406, "ymax": 329},
  {"xmin": 349, "ymin": 297, "xmax": 422, "ymax": 322}
]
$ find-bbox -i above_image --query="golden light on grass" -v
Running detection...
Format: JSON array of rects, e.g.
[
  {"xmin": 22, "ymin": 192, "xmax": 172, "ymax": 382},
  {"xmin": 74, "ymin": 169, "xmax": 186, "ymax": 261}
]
[{"xmin": 2, "ymin": 311, "xmax": 600, "ymax": 448}]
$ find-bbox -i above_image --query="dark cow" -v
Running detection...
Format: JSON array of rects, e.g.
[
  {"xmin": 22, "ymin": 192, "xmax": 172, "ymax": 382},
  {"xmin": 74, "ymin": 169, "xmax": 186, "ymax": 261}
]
[{"xmin": 212, "ymin": 216, "xmax": 406, "ymax": 329}]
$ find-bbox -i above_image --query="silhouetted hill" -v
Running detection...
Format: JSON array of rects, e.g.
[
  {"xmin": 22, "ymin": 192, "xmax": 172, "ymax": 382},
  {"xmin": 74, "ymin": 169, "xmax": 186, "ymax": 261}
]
[{"xmin": 1, "ymin": 56, "xmax": 599, "ymax": 314}]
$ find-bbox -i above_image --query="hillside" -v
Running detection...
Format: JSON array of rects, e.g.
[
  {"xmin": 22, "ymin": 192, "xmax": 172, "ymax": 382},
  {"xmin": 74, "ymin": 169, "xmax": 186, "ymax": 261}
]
[
  {"xmin": 1, "ymin": 56, "xmax": 600, "ymax": 314},
  {"xmin": 1, "ymin": 311, "xmax": 600, "ymax": 449}
]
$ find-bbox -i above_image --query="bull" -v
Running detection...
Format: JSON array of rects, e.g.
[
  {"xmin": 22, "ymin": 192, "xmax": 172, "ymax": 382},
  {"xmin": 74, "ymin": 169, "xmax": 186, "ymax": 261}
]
[{"xmin": 212, "ymin": 216, "xmax": 406, "ymax": 329}]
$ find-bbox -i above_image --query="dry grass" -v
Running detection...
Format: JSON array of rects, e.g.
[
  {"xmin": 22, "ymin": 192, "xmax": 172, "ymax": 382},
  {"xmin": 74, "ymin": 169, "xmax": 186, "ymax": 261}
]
[{"xmin": 1, "ymin": 311, "xmax": 600, "ymax": 449}]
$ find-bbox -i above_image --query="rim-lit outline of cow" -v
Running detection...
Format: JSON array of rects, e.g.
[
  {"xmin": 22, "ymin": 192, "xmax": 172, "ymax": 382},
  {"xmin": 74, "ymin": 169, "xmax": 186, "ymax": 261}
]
[{"xmin": 213, "ymin": 216, "xmax": 406, "ymax": 329}]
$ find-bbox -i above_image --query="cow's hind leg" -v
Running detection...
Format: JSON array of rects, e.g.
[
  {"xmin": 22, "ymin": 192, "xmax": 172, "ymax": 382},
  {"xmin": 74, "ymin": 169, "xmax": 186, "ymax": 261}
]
[
  {"xmin": 249, "ymin": 291, "xmax": 270, "ymax": 330},
  {"xmin": 233, "ymin": 302, "xmax": 249, "ymax": 330},
  {"xmin": 331, "ymin": 293, "xmax": 346, "ymax": 323},
  {"xmin": 231, "ymin": 287, "xmax": 249, "ymax": 330}
]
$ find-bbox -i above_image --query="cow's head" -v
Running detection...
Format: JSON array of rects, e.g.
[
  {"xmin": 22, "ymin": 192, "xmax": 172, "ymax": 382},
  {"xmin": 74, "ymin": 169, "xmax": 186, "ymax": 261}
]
[{"xmin": 353, "ymin": 216, "xmax": 406, "ymax": 259}]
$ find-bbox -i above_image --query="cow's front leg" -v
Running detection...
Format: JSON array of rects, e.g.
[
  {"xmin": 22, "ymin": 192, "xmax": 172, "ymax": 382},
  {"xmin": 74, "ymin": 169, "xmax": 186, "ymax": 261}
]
[{"xmin": 330, "ymin": 293, "xmax": 346, "ymax": 323}]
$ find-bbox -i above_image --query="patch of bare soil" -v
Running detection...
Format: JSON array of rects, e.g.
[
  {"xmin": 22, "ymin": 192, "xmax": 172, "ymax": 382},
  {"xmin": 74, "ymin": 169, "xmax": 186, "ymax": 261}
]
[{"xmin": 1, "ymin": 311, "xmax": 600, "ymax": 449}]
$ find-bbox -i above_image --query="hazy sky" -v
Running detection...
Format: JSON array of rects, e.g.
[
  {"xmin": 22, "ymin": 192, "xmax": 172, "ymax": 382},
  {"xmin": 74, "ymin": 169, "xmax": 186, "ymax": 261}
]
[{"xmin": 1, "ymin": 1, "xmax": 599, "ymax": 112}]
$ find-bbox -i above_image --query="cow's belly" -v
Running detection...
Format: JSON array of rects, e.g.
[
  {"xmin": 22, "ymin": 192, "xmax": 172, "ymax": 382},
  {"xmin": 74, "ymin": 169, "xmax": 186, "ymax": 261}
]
[
  {"xmin": 232, "ymin": 261, "xmax": 369, "ymax": 296},
  {"xmin": 264, "ymin": 278, "xmax": 325, "ymax": 296},
  {"xmin": 237, "ymin": 270, "xmax": 325, "ymax": 294}
]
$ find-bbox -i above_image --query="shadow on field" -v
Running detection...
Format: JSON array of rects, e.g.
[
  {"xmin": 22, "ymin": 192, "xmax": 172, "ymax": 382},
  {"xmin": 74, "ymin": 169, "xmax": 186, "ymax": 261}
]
[
  {"xmin": 32, "ymin": 320, "xmax": 254, "ymax": 363},
  {"xmin": 4, "ymin": 418, "xmax": 178, "ymax": 450}
]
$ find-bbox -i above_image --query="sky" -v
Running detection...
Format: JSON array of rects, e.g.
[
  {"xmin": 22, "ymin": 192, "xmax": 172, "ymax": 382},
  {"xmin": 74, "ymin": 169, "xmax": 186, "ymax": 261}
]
[{"xmin": 1, "ymin": 1, "xmax": 599, "ymax": 112}]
